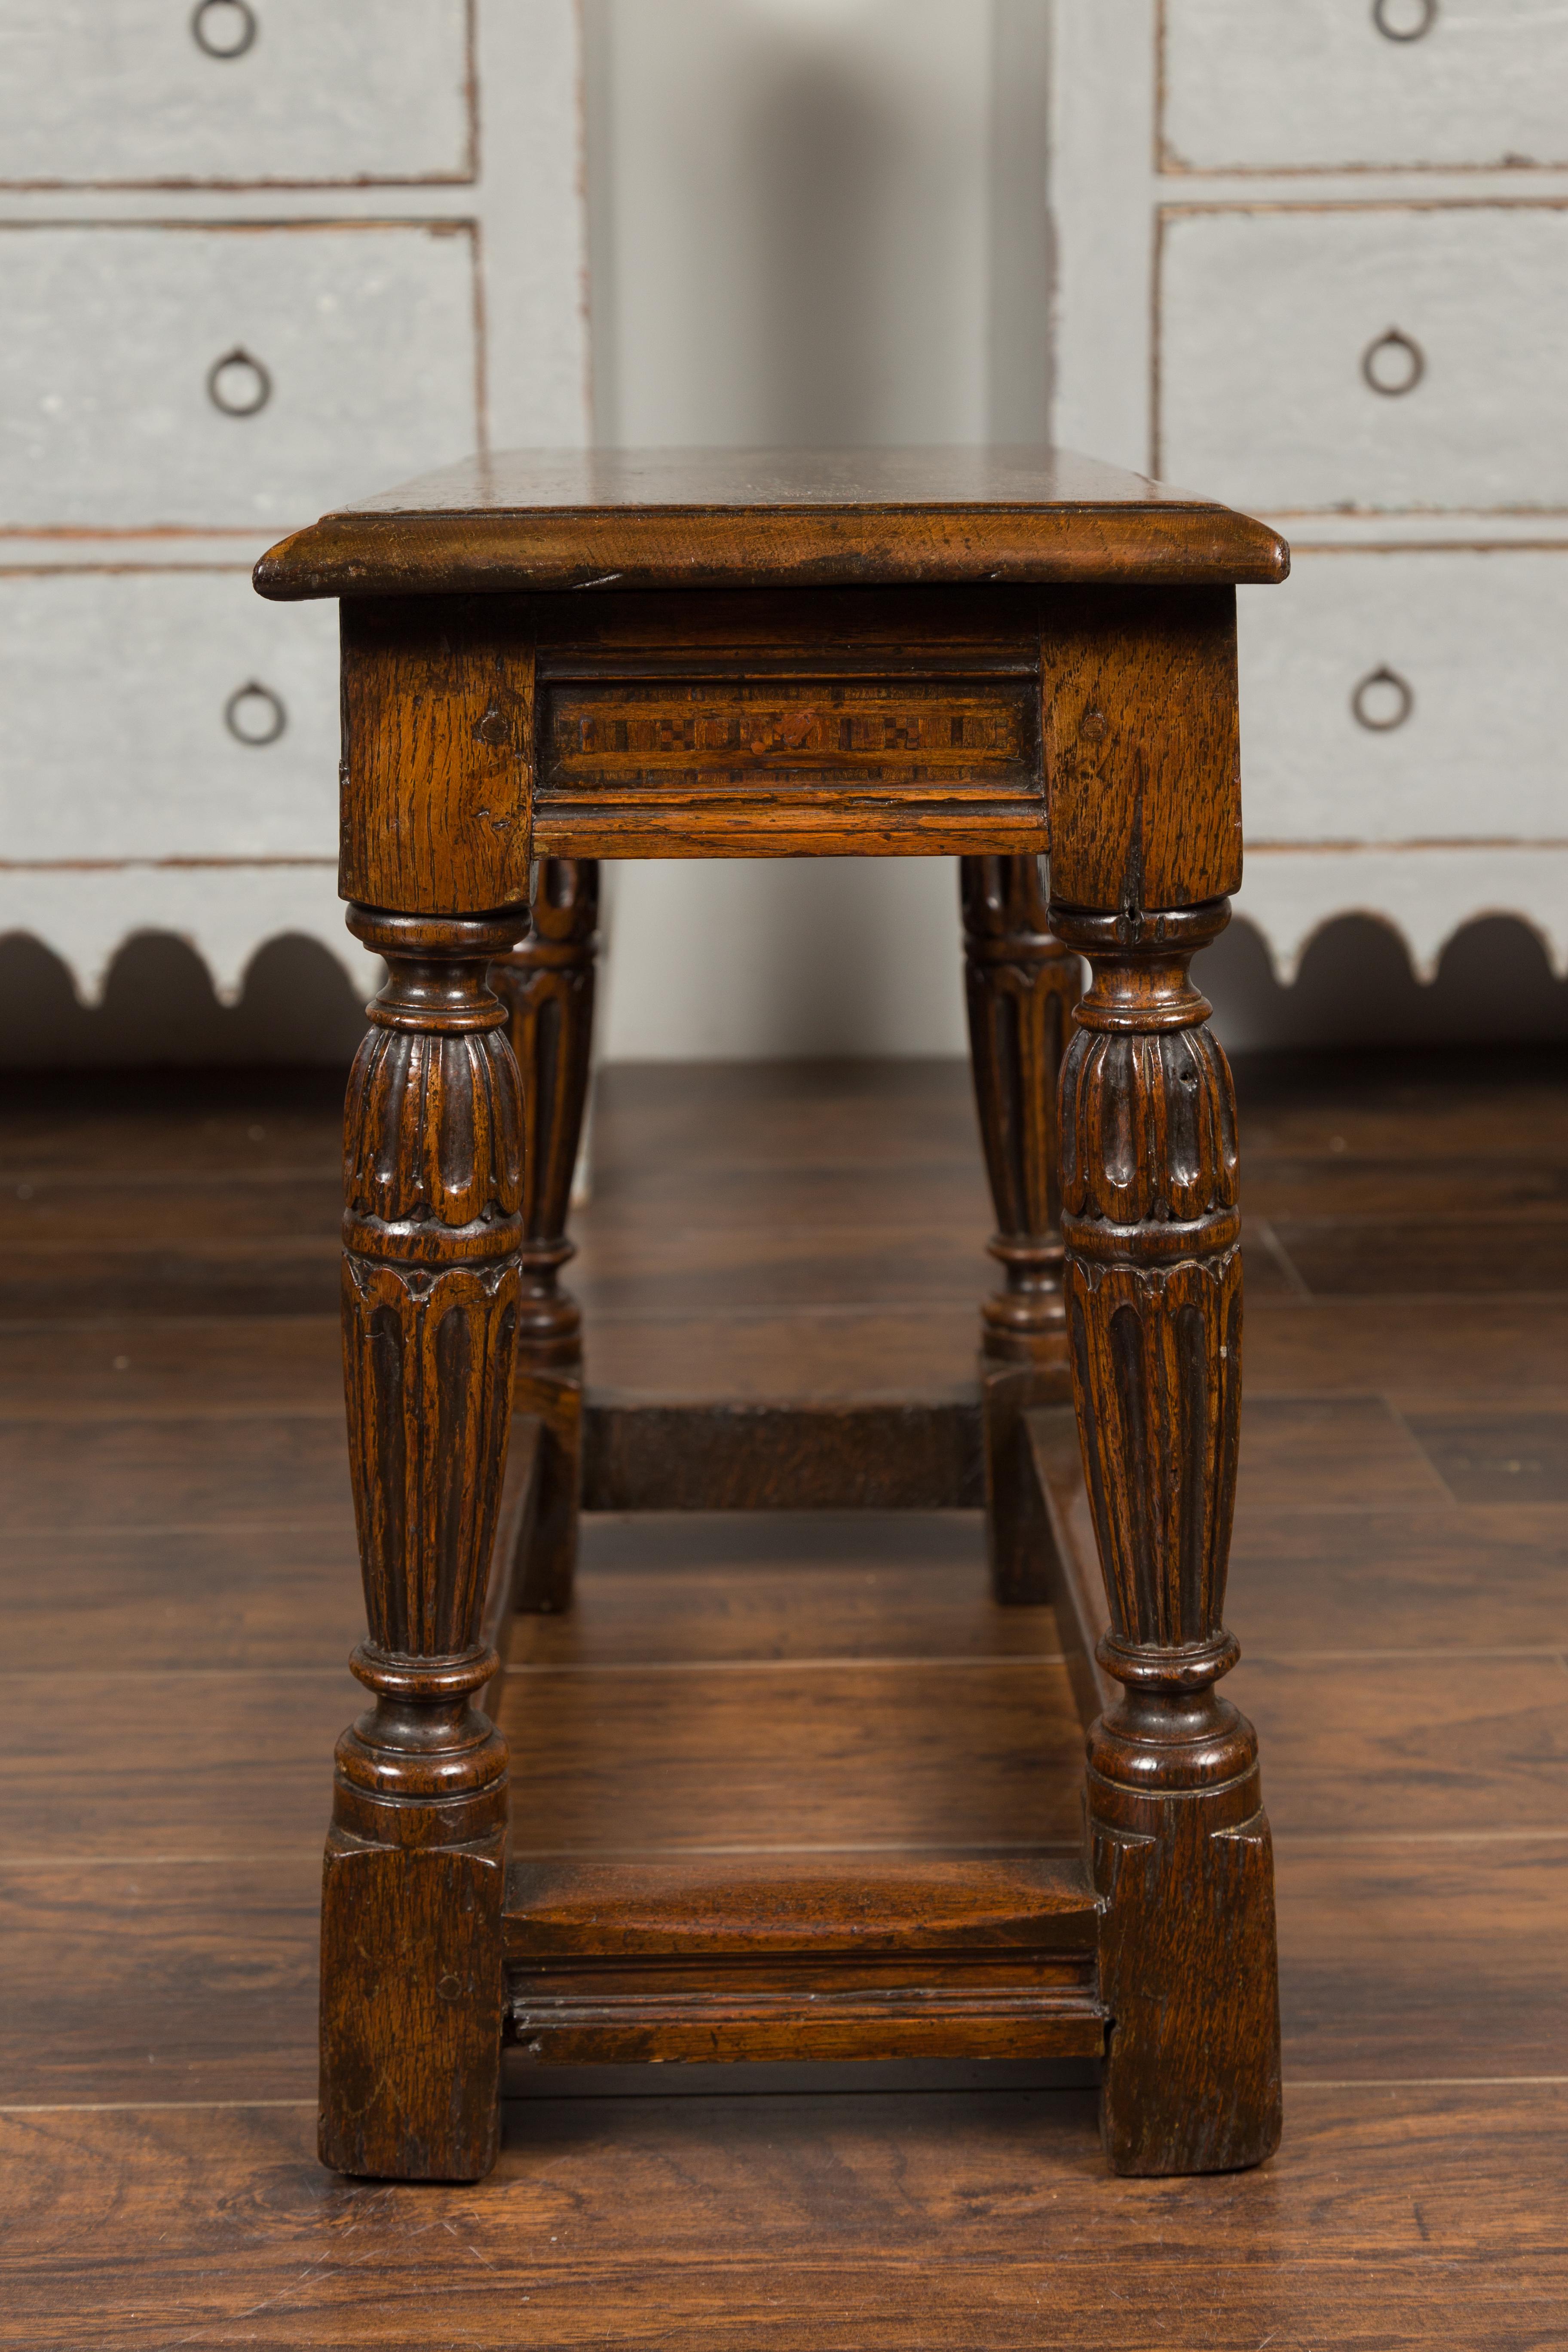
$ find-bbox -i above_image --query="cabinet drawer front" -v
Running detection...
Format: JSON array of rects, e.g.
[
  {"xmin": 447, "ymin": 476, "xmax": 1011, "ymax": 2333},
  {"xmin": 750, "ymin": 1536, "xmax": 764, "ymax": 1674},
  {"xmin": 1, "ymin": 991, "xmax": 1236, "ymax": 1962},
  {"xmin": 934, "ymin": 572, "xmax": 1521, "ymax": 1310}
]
[
  {"xmin": 534, "ymin": 673, "xmax": 1045, "ymax": 857},
  {"xmin": 1, "ymin": 0, "xmax": 472, "ymax": 187},
  {"xmin": 0, "ymin": 225, "xmax": 479, "ymax": 531},
  {"xmin": 1162, "ymin": 0, "xmax": 1568, "ymax": 174},
  {"xmin": 1159, "ymin": 205, "xmax": 1568, "ymax": 514},
  {"xmin": 0, "ymin": 571, "xmax": 337, "ymax": 861},
  {"xmin": 1237, "ymin": 550, "xmax": 1568, "ymax": 846}
]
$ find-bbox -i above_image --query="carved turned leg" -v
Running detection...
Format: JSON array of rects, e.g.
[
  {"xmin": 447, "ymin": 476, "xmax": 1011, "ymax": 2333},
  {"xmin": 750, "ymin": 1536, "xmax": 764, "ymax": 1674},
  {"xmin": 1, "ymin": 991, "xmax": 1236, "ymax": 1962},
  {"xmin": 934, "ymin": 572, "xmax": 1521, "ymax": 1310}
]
[
  {"xmin": 961, "ymin": 854, "xmax": 1083, "ymax": 1601},
  {"xmin": 320, "ymin": 906, "xmax": 525, "ymax": 2183},
  {"xmin": 488, "ymin": 858, "xmax": 598, "ymax": 1613},
  {"xmin": 1050, "ymin": 897, "xmax": 1281, "ymax": 2177}
]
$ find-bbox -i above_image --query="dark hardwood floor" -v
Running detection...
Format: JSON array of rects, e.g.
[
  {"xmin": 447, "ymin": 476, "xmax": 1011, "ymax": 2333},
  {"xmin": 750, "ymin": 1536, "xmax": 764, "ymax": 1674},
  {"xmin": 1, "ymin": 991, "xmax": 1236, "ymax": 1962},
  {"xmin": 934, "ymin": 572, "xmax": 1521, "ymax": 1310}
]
[{"xmin": 3, "ymin": 1046, "xmax": 1565, "ymax": 2348}]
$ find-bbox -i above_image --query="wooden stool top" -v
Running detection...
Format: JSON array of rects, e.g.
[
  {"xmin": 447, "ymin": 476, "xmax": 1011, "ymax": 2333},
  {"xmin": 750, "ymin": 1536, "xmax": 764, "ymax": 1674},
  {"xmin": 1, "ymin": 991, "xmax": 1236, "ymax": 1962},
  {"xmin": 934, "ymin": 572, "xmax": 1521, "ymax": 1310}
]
[{"xmin": 254, "ymin": 445, "xmax": 1287, "ymax": 602}]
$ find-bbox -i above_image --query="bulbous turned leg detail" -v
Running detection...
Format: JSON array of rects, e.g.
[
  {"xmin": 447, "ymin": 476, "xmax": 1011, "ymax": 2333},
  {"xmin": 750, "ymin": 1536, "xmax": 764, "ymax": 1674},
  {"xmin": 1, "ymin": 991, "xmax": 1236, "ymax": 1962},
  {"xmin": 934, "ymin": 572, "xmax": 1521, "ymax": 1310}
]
[
  {"xmin": 1051, "ymin": 897, "xmax": 1280, "ymax": 2178},
  {"xmin": 489, "ymin": 859, "xmax": 598, "ymax": 1613},
  {"xmin": 961, "ymin": 855, "xmax": 1083, "ymax": 1602},
  {"xmin": 320, "ymin": 906, "xmax": 525, "ymax": 2183}
]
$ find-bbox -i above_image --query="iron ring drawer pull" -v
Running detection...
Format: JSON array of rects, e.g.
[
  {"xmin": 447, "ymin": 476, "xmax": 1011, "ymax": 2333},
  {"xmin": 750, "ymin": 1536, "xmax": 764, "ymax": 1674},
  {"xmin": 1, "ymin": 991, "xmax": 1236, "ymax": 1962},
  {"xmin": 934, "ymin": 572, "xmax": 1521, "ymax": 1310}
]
[
  {"xmin": 1362, "ymin": 327, "xmax": 1424, "ymax": 397},
  {"xmin": 206, "ymin": 346, "xmax": 271, "ymax": 417},
  {"xmin": 225, "ymin": 681, "xmax": 286, "ymax": 747},
  {"xmin": 1351, "ymin": 666, "xmax": 1413, "ymax": 733},
  {"xmin": 1372, "ymin": 0, "xmax": 1437, "ymax": 41},
  {"xmin": 191, "ymin": 0, "xmax": 257, "ymax": 59}
]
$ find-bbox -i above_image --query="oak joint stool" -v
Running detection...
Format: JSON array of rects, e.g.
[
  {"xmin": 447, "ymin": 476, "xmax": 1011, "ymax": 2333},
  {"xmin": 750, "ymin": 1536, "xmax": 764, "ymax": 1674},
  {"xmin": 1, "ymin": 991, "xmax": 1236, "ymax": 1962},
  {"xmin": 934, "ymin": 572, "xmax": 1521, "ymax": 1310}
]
[{"xmin": 255, "ymin": 448, "xmax": 1289, "ymax": 2185}]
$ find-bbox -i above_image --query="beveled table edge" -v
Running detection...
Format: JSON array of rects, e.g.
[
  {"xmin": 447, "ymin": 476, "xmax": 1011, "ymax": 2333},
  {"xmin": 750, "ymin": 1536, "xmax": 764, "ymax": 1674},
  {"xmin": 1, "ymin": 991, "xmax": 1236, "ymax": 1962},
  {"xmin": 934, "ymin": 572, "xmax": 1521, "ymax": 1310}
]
[{"xmin": 254, "ymin": 505, "xmax": 1291, "ymax": 601}]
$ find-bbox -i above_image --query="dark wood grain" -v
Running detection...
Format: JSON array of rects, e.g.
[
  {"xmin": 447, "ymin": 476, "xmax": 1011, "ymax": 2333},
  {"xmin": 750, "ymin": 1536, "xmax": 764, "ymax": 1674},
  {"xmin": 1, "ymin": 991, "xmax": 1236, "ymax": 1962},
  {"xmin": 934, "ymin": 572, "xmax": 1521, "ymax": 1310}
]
[
  {"xmin": 0, "ymin": 1861, "xmax": 319, "ymax": 2104},
  {"xmin": 1231, "ymin": 1505, "xmax": 1568, "ymax": 1654},
  {"xmin": 1234, "ymin": 1393, "xmax": 1452, "ymax": 1514},
  {"xmin": 338, "ymin": 601, "xmax": 536, "ymax": 913},
  {"xmin": 1, "ymin": 1050, "xmax": 1564, "ymax": 2337},
  {"xmin": 479, "ymin": 1414, "xmax": 542, "ymax": 1727},
  {"xmin": 570, "ymin": 1218, "xmax": 996, "ymax": 1316},
  {"xmin": 4, "ymin": 2090, "xmax": 1564, "ymax": 2350},
  {"xmin": 504, "ymin": 1853, "xmax": 1102, "ymax": 2068},
  {"xmin": 1053, "ymin": 897, "xmax": 1278, "ymax": 2175},
  {"xmin": 1043, "ymin": 588, "xmax": 1242, "ymax": 911},
  {"xmin": 0, "ymin": 1063, "xmax": 343, "ymax": 1177},
  {"xmin": 254, "ymin": 444, "xmax": 1288, "ymax": 600},
  {"xmin": 1271, "ymin": 1216, "xmax": 1568, "ymax": 1298},
  {"xmin": 0, "ymin": 1175, "xmax": 341, "ymax": 1251},
  {"xmin": 961, "ymin": 854, "xmax": 1080, "ymax": 1603},
  {"xmin": 1401, "ymin": 1411, "xmax": 1568, "ymax": 1504},
  {"xmin": 518, "ymin": 1514, "xmax": 1058, "ymax": 1667},
  {"xmin": 536, "ymin": 670, "xmax": 1046, "ymax": 857},
  {"xmin": 0, "ymin": 1672, "xmax": 353, "ymax": 1856},
  {"xmin": 1233, "ymin": 1040, "xmax": 1568, "ymax": 1158},
  {"xmin": 584, "ymin": 1306, "xmax": 980, "ymax": 1402},
  {"xmin": 1243, "ymin": 1153, "xmax": 1568, "ymax": 1220},
  {"xmin": 582, "ymin": 1398, "xmax": 982, "ymax": 1510},
  {"xmin": 504, "ymin": 584, "xmax": 1057, "ymax": 861},
  {"xmin": 1234, "ymin": 1653, "xmax": 1568, "ymax": 1836},
  {"xmin": 1278, "ymin": 1841, "xmax": 1568, "ymax": 2081},
  {"xmin": 289, "ymin": 444, "xmax": 1281, "ymax": 2177},
  {"xmin": 585, "ymin": 1052, "xmax": 987, "ymax": 1174},
  {"xmin": 0, "ymin": 1417, "xmax": 353, "ymax": 1533},
  {"xmin": 491, "ymin": 859, "xmax": 598, "ymax": 1612},
  {"xmin": 507, "ymin": 1852, "xmax": 1096, "ymax": 1958},
  {"xmin": 496, "ymin": 1659, "xmax": 1087, "ymax": 1855},
  {"xmin": 1245, "ymin": 1296, "xmax": 1568, "ymax": 1410},
  {"xmin": 0, "ymin": 1253, "xmax": 340, "ymax": 1322},
  {"xmin": 0, "ymin": 1320, "xmax": 343, "ymax": 1423},
  {"xmin": 325, "ymin": 909, "xmax": 527, "ymax": 2181},
  {"xmin": 3, "ymin": 1528, "xmax": 361, "ymax": 1672},
  {"xmin": 1023, "ymin": 1405, "xmax": 1119, "ymax": 1726}
]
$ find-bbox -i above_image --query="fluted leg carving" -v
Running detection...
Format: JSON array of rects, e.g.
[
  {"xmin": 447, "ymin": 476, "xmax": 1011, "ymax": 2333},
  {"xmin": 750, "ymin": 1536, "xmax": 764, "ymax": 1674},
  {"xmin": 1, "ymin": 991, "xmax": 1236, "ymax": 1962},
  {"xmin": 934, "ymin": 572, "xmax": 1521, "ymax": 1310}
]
[
  {"xmin": 1051, "ymin": 897, "xmax": 1280, "ymax": 2178},
  {"xmin": 489, "ymin": 858, "xmax": 598, "ymax": 1612},
  {"xmin": 320, "ymin": 906, "xmax": 525, "ymax": 2183},
  {"xmin": 962, "ymin": 855, "xmax": 1083, "ymax": 1602}
]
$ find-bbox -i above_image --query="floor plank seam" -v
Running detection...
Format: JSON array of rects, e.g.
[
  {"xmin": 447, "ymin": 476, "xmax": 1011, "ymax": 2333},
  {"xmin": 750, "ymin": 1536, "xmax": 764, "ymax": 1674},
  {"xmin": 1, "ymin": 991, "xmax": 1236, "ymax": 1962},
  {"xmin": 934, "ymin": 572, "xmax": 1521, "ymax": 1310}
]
[
  {"xmin": 0, "ymin": 1850, "xmax": 325, "ymax": 1868},
  {"xmin": 1286, "ymin": 2076, "xmax": 1568, "ymax": 2091}
]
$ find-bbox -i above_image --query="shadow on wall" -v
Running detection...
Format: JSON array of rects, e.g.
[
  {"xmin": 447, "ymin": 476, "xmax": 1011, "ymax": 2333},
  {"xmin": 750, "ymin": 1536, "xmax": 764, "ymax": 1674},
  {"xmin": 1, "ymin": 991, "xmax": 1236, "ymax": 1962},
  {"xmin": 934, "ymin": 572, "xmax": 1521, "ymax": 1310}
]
[
  {"xmin": 1198, "ymin": 912, "xmax": 1568, "ymax": 1053},
  {"xmin": 586, "ymin": 0, "xmax": 995, "ymax": 450},
  {"xmin": 742, "ymin": 50, "xmax": 903, "ymax": 447},
  {"xmin": 3, "ymin": 909, "xmax": 1562, "ymax": 1068},
  {"xmin": 0, "ymin": 931, "xmax": 367, "ymax": 1069}
]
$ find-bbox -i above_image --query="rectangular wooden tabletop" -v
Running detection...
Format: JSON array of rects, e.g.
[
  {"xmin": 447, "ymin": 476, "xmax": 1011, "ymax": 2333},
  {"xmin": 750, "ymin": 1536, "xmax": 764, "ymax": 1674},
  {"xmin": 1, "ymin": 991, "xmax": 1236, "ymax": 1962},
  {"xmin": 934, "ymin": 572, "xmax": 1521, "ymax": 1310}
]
[{"xmin": 254, "ymin": 444, "xmax": 1288, "ymax": 600}]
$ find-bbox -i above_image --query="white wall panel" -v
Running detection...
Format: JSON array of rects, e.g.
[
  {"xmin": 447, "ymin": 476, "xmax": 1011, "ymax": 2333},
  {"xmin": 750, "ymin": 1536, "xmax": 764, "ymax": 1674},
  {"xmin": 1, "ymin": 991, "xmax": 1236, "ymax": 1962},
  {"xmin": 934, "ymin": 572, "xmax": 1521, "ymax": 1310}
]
[
  {"xmin": 1163, "ymin": 0, "xmax": 1568, "ymax": 176},
  {"xmin": 0, "ymin": 0, "xmax": 473, "ymax": 187},
  {"xmin": 0, "ymin": 224, "xmax": 480, "ymax": 530},
  {"xmin": 1238, "ymin": 551, "xmax": 1568, "ymax": 845},
  {"xmin": 1159, "ymin": 205, "xmax": 1568, "ymax": 513},
  {"xmin": 0, "ymin": 570, "xmax": 338, "ymax": 861}
]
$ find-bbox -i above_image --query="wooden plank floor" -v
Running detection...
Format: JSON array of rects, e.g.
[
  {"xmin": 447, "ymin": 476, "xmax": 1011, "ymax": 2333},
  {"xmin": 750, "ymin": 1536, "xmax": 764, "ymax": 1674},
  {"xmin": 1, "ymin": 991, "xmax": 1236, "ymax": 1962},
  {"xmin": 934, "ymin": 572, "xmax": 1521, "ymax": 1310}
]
[{"xmin": 3, "ymin": 1047, "xmax": 1566, "ymax": 2347}]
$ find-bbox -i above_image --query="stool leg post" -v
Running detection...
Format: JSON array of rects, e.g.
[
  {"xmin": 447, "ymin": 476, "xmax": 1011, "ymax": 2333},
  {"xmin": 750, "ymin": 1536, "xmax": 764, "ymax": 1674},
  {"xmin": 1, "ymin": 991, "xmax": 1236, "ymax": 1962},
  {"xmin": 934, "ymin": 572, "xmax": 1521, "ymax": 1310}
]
[
  {"xmin": 490, "ymin": 859, "xmax": 598, "ymax": 1614},
  {"xmin": 1051, "ymin": 896, "xmax": 1281, "ymax": 2177},
  {"xmin": 319, "ymin": 906, "xmax": 525, "ymax": 2182},
  {"xmin": 961, "ymin": 854, "xmax": 1083, "ymax": 1601}
]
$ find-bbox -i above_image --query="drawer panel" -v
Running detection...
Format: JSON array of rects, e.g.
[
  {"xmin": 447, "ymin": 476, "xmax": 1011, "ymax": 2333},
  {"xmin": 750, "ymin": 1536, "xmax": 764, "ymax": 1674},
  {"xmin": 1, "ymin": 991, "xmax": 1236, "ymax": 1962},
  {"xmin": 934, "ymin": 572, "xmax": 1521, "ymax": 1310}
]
[
  {"xmin": 1162, "ymin": 0, "xmax": 1568, "ymax": 174},
  {"xmin": 0, "ymin": 225, "xmax": 479, "ymax": 531},
  {"xmin": 1159, "ymin": 204, "xmax": 1568, "ymax": 513},
  {"xmin": 1237, "ymin": 550, "xmax": 1568, "ymax": 846},
  {"xmin": 0, "ymin": 570, "xmax": 337, "ymax": 861},
  {"xmin": 1, "ymin": 0, "xmax": 472, "ymax": 187},
  {"xmin": 534, "ymin": 673, "xmax": 1045, "ymax": 857}
]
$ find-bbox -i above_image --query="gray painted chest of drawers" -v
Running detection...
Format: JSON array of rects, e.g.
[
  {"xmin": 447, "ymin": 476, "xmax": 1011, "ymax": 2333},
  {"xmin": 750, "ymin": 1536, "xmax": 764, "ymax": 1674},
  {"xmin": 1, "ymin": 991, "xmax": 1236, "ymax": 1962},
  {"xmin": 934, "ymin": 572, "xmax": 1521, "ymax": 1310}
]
[
  {"xmin": 0, "ymin": 0, "xmax": 588, "ymax": 1009},
  {"xmin": 1051, "ymin": 0, "xmax": 1568, "ymax": 990}
]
